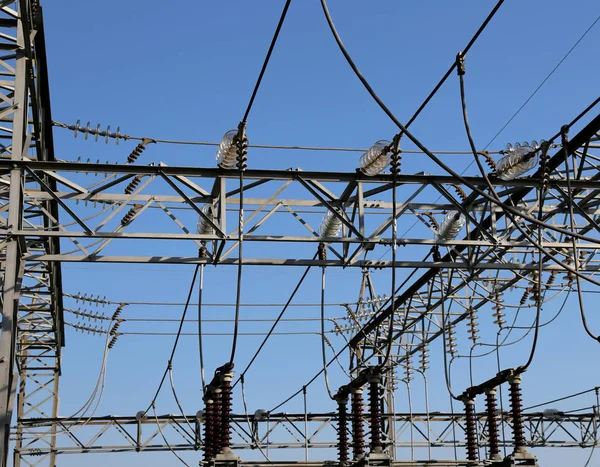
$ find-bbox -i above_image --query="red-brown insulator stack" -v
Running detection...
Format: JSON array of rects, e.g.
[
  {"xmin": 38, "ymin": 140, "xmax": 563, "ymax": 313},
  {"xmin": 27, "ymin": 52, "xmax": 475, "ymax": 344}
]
[
  {"xmin": 337, "ymin": 396, "xmax": 349, "ymax": 463},
  {"xmin": 121, "ymin": 204, "xmax": 142, "ymax": 227},
  {"xmin": 124, "ymin": 175, "xmax": 142, "ymax": 194},
  {"xmin": 509, "ymin": 375, "xmax": 526, "ymax": 452},
  {"xmin": 127, "ymin": 138, "xmax": 153, "ymax": 163},
  {"xmin": 485, "ymin": 389, "xmax": 501, "ymax": 460},
  {"xmin": 351, "ymin": 389, "xmax": 365, "ymax": 459},
  {"xmin": 212, "ymin": 389, "xmax": 222, "ymax": 454},
  {"xmin": 463, "ymin": 398, "xmax": 478, "ymax": 462},
  {"xmin": 220, "ymin": 373, "xmax": 233, "ymax": 451},
  {"xmin": 368, "ymin": 372, "xmax": 382, "ymax": 451},
  {"xmin": 203, "ymin": 396, "xmax": 214, "ymax": 461}
]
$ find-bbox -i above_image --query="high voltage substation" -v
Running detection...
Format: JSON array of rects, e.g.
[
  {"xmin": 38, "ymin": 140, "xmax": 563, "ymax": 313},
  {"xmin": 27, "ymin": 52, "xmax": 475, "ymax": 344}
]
[{"xmin": 0, "ymin": 1, "xmax": 600, "ymax": 467}]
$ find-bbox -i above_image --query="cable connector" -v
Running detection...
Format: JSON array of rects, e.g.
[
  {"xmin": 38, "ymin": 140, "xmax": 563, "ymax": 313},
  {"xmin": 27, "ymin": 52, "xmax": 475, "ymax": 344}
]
[{"xmin": 456, "ymin": 51, "xmax": 466, "ymax": 76}]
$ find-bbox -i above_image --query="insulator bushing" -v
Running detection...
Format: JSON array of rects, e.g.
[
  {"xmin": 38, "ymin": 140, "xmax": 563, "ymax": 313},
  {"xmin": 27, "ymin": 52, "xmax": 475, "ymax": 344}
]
[
  {"xmin": 368, "ymin": 372, "xmax": 382, "ymax": 451},
  {"xmin": 351, "ymin": 389, "xmax": 365, "ymax": 459},
  {"xmin": 337, "ymin": 396, "xmax": 349, "ymax": 463},
  {"xmin": 220, "ymin": 373, "xmax": 233, "ymax": 451},
  {"xmin": 485, "ymin": 389, "xmax": 501, "ymax": 460},
  {"xmin": 203, "ymin": 397, "xmax": 214, "ymax": 461},
  {"xmin": 509, "ymin": 375, "xmax": 526, "ymax": 452},
  {"xmin": 464, "ymin": 398, "xmax": 478, "ymax": 462},
  {"xmin": 212, "ymin": 389, "xmax": 222, "ymax": 454}
]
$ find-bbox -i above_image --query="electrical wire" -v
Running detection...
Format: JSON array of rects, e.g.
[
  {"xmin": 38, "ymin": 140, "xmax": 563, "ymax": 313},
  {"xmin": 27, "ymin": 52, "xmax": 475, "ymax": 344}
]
[
  {"xmin": 143, "ymin": 265, "xmax": 200, "ymax": 416},
  {"xmin": 562, "ymin": 127, "xmax": 600, "ymax": 342},
  {"xmin": 320, "ymin": 266, "xmax": 335, "ymax": 399},
  {"xmin": 52, "ymin": 120, "xmax": 495, "ymax": 154},
  {"xmin": 242, "ymin": 0, "xmax": 292, "ymax": 123},
  {"xmin": 320, "ymin": 0, "xmax": 600, "ymax": 251},
  {"xmin": 152, "ymin": 403, "xmax": 191, "ymax": 467},
  {"xmin": 233, "ymin": 257, "xmax": 316, "ymax": 388},
  {"xmin": 198, "ymin": 264, "xmax": 206, "ymax": 395},
  {"xmin": 484, "ymin": 13, "xmax": 600, "ymax": 149},
  {"xmin": 458, "ymin": 61, "xmax": 544, "ymax": 371},
  {"xmin": 524, "ymin": 386, "xmax": 600, "ymax": 411}
]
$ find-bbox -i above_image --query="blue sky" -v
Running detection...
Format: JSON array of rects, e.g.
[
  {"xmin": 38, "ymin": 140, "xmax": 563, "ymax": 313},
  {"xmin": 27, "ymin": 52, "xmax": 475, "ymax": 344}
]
[{"xmin": 18, "ymin": 1, "xmax": 600, "ymax": 466}]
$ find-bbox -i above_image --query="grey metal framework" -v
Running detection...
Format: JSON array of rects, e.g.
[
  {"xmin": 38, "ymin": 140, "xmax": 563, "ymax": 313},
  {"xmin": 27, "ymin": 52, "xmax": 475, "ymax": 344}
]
[
  {"xmin": 0, "ymin": 0, "xmax": 599, "ymax": 466},
  {"xmin": 14, "ymin": 411, "xmax": 600, "ymax": 455}
]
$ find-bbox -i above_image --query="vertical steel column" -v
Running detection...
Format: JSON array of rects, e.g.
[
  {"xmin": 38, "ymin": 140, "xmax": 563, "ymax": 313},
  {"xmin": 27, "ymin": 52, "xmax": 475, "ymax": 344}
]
[{"xmin": 0, "ymin": 4, "xmax": 27, "ymax": 463}]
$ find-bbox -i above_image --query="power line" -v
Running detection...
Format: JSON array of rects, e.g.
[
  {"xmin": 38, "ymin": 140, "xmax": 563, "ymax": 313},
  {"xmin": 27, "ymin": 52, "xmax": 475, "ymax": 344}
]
[{"xmin": 484, "ymin": 13, "xmax": 600, "ymax": 149}]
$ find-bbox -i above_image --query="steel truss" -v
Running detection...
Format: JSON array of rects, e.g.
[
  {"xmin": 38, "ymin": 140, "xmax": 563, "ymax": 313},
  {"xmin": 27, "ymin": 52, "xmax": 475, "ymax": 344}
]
[
  {"xmin": 0, "ymin": 2, "xmax": 62, "ymax": 467},
  {"xmin": 13, "ymin": 411, "xmax": 599, "ymax": 456},
  {"xmin": 0, "ymin": 0, "xmax": 598, "ymax": 465}
]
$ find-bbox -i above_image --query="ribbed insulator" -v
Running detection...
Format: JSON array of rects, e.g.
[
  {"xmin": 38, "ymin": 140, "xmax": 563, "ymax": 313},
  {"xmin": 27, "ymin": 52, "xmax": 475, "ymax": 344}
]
[
  {"xmin": 509, "ymin": 380, "xmax": 526, "ymax": 449},
  {"xmin": 464, "ymin": 399, "xmax": 478, "ymax": 461},
  {"xmin": 216, "ymin": 129, "xmax": 239, "ymax": 170},
  {"xmin": 492, "ymin": 292, "xmax": 506, "ymax": 327},
  {"xmin": 127, "ymin": 142, "xmax": 147, "ymax": 164},
  {"xmin": 358, "ymin": 140, "xmax": 392, "ymax": 176},
  {"xmin": 203, "ymin": 398, "xmax": 214, "ymax": 461},
  {"xmin": 420, "ymin": 343, "xmax": 429, "ymax": 372},
  {"xmin": 212, "ymin": 390, "xmax": 222, "ymax": 454},
  {"xmin": 446, "ymin": 323, "xmax": 457, "ymax": 357},
  {"xmin": 486, "ymin": 391, "xmax": 501, "ymax": 459},
  {"xmin": 121, "ymin": 204, "xmax": 142, "ymax": 227},
  {"xmin": 520, "ymin": 288, "xmax": 531, "ymax": 306},
  {"xmin": 197, "ymin": 204, "xmax": 216, "ymax": 236},
  {"xmin": 496, "ymin": 140, "xmax": 542, "ymax": 180},
  {"xmin": 368, "ymin": 376, "xmax": 382, "ymax": 450},
  {"xmin": 220, "ymin": 377, "xmax": 232, "ymax": 451},
  {"xmin": 124, "ymin": 175, "xmax": 142, "ymax": 194},
  {"xmin": 545, "ymin": 270, "xmax": 557, "ymax": 289},
  {"xmin": 405, "ymin": 353, "xmax": 413, "ymax": 382},
  {"xmin": 319, "ymin": 209, "xmax": 343, "ymax": 237},
  {"xmin": 436, "ymin": 211, "xmax": 466, "ymax": 241},
  {"xmin": 467, "ymin": 307, "xmax": 479, "ymax": 343},
  {"xmin": 337, "ymin": 398, "xmax": 349, "ymax": 463},
  {"xmin": 351, "ymin": 391, "xmax": 365, "ymax": 459}
]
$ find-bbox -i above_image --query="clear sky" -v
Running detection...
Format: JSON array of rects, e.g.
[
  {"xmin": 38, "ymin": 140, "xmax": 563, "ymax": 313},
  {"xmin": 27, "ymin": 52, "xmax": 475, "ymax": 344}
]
[{"xmin": 19, "ymin": 0, "xmax": 600, "ymax": 466}]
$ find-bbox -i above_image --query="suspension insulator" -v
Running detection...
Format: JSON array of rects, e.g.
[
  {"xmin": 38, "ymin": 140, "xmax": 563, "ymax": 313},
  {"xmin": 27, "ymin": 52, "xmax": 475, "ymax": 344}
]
[
  {"xmin": 463, "ymin": 398, "xmax": 478, "ymax": 462},
  {"xmin": 485, "ymin": 388, "xmax": 501, "ymax": 460},
  {"xmin": 467, "ymin": 306, "xmax": 480, "ymax": 343},
  {"xmin": 120, "ymin": 204, "xmax": 142, "ymax": 227},
  {"xmin": 368, "ymin": 372, "xmax": 382, "ymax": 451},
  {"xmin": 124, "ymin": 175, "xmax": 142, "ymax": 194},
  {"xmin": 351, "ymin": 389, "xmax": 365, "ymax": 459},
  {"xmin": 508, "ymin": 374, "xmax": 526, "ymax": 453},
  {"xmin": 337, "ymin": 396, "xmax": 349, "ymax": 463}
]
